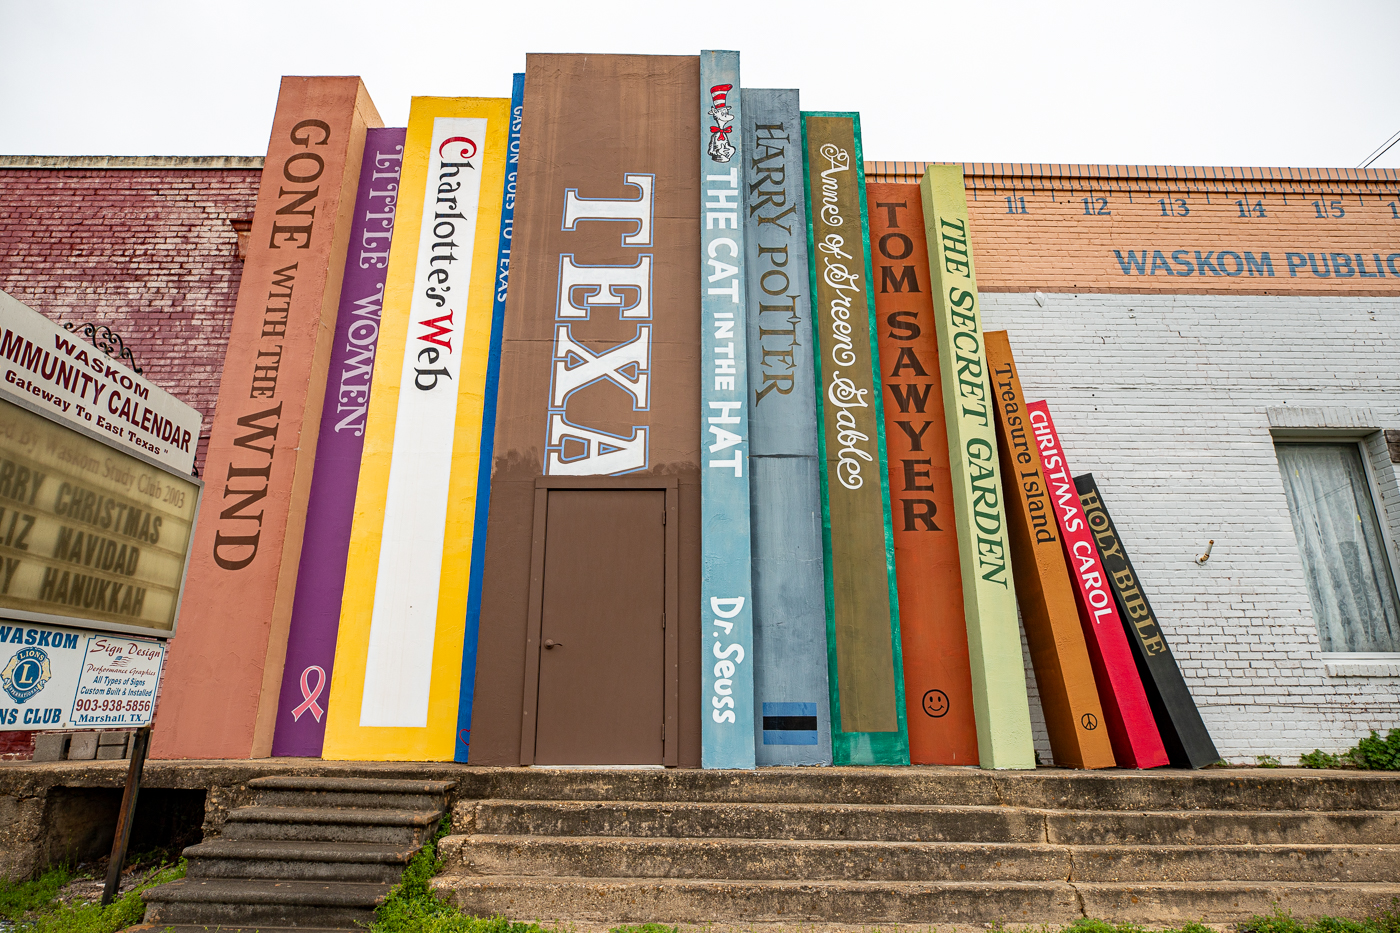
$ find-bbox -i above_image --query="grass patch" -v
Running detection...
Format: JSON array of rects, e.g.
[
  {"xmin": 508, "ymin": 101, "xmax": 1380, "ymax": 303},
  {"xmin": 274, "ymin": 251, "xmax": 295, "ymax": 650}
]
[
  {"xmin": 1064, "ymin": 920, "xmax": 1216, "ymax": 933},
  {"xmin": 0, "ymin": 865, "xmax": 76, "ymax": 921},
  {"xmin": 0, "ymin": 858, "xmax": 185, "ymax": 932}
]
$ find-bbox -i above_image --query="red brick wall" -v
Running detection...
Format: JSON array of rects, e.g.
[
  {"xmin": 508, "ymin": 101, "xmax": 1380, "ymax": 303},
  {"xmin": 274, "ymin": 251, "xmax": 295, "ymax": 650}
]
[
  {"xmin": 0, "ymin": 160, "xmax": 261, "ymax": 758},
  {"xmin": 0, "ymin": 161, "xmax": 263, "ymax": 471}
]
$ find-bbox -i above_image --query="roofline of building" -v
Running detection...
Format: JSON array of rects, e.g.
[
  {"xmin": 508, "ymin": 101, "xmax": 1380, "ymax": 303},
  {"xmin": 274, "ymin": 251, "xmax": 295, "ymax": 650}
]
[
  {"xmin": 866, "ymin": 160, "xmax": 1400, "ymax": 187},
  {"xmin": 0, "ymin": 155, "xmax": 264, "ymax": 169},
  {"xmin": 1, "ymin": 155, "xmax": 1394, "ymax": 188}
]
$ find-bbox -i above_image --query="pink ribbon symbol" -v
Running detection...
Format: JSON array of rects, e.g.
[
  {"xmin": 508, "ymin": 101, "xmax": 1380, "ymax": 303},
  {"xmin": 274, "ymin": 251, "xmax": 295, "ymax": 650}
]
[{"xmin": 292, "ymin": 665, "xmax": 326, "ymax": 722}]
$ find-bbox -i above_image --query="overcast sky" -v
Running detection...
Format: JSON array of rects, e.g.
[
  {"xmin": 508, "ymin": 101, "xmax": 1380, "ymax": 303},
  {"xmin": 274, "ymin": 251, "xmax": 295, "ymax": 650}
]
[{"xmin": 2, "ymin": 0, "xmax": 1398, "ymax": 169}]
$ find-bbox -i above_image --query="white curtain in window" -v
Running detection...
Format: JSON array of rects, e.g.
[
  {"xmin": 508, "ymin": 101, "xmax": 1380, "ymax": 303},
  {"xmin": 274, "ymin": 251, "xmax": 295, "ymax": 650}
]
[{"xmin": 1276, "ymin": 442, "xmax": 1400, "ymax": 653}]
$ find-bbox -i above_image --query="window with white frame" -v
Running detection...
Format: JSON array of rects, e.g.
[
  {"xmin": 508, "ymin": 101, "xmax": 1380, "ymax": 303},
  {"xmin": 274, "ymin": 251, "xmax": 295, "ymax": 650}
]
[{"xmin": 1275, "ymin": 441, "xmax": 1400, "ymax": 653}]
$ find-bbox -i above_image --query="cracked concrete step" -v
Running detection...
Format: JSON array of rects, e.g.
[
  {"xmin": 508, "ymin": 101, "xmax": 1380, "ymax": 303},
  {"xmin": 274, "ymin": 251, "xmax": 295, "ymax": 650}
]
[
  {"xmin": 435, "ymin": 875, "xmax": 1400, "ymax": 926},
  {"xmin": 1047, "ymin": 809, "xmax": 1400, "ymax": 846},
  {"xmin": 184, "ymin": 838, "xmax": 416, "ymax": 883},
  {"xmin": 441, "ymin": 834, "xmax": 1400, "ymax": 884},
  {"xmin": 141, "ymin": 878, "xmax": 390, "ymax": 926},
  {"xmin": 434, "ymin": 875, "xmax": 1084, "ymax": 925},
  {"xmin": 442, "ymin": 835, "xmax": 1071, "ymax": 881},
  {"xmin": 467, "ymin": 800, "xmax": 1044, "ymax": 843},
  {"xmin": 221, "ymin": 805, "xmax": 441, "ymax": 845},
  {"xmin": 1070, "ymin": 843, "xmax": 1400, "ymax": 883},
  {"xmin": 455, "ymin": 767, "xmax": 1400, "ymax": 812},
  {"xmin": 247, "ymin": 775, "xmax": 455, "ymax": 811},
  {"xmin": 1075, "ymin": 881, "xmax": 1400, "ymax": 923},
  {"xmin": 465, "ymin": 800, "xmax": 1400, "ymax": 846}
]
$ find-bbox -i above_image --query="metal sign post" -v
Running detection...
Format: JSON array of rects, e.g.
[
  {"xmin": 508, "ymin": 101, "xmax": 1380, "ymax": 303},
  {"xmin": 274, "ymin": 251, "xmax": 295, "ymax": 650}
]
[{"xmin": 100, "ymin": 725, "xmax": 150, "ymax": 906}]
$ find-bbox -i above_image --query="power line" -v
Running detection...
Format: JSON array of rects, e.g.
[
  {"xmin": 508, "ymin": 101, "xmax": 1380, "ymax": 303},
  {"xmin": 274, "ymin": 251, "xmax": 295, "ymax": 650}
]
[{"xmin": 1358, "ymin": 128, "xmax": 1400, "ymax": 169}]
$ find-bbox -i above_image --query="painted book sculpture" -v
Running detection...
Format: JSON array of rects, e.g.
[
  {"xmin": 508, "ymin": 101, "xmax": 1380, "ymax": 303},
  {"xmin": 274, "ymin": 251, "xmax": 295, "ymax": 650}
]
[
  {"xmin": 1075, "ymin": 473, "xmax": 1220, "ymax": 769},
  {"xmin": 802, "ymin": 112, "xmax": 909, "ymax": 765},
  {"xmin": 867, "ymin": 183, "xmax": 978, "ymax": 765},
  {"xmin": 470, "ymin": 54, "xmax": 701, "ymax": 767},
  {"xmin": 153, "ymin": 77, "xmax": 383, "ymax": 760},
  {"xmin": 272, "ymin": 126, "xmax": 405, "ymax": 757},
  {"xmin": 918, "ymin": 165, "xmax": 1034, "ymax": 769},
  {"xmin": 455, "ymin": 74, "xmax": 525, "ymax": 763},
  {"xmin": 743, "ymin": 88, "xmax": 832, "ymax": 765},
  {"xmin": 698, "ymin": 51, "xmax": 756, "ymax": 770},
  {"xmin": 985, "ymin": 332, "xmax": 1114, "ymax": 769},
  {"xmin": 322, "ymin": 96, "xmax": 511, "ymax": 761},
  {"xmin": 1024, "ymin": 401, "xmax": 1166, "ymax": 768}
]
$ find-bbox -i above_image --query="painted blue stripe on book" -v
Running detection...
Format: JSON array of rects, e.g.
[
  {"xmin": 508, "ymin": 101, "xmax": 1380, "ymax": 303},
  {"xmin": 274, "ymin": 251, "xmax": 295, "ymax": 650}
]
[
  {"xmin": 763, "ymin": 702, "xmax": 817, "ymax": 717},
  {"xmin": 763, "ymin": 730, "xmax": 819, "ymax": 746},
  {"xmin": 455, "ymin": 72, "xmax": 524, "ymax": 763}
]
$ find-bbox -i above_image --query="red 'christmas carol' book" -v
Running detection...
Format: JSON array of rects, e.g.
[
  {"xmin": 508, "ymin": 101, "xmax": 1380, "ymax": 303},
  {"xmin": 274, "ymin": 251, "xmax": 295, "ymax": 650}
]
[{"xmin": 1026, "ymin": 400, "xmax": 1168, "ymax": 768}]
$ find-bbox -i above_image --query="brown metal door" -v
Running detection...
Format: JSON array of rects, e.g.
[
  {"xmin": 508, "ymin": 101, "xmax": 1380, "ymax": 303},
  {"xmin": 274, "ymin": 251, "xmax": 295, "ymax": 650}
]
[{"xmin": 534, "ymin": 488, "xmax": 667, "ymax": 764}]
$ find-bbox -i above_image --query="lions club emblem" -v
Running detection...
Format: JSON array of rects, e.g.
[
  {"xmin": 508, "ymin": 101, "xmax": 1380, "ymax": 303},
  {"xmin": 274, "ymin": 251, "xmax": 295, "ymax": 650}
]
[{"xmin": 2, "ymin": 647, "xmax": 52, "ymax": 704}]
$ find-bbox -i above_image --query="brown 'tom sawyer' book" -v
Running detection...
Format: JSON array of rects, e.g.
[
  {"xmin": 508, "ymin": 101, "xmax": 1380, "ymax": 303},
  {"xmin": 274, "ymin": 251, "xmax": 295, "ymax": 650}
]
[
  {"xmin": 985, "ymin": 331, "xmax": 1115, "ymax": 769},
  {"xmin": 867, "ymin": 184, "xmax": 978, "ymax": 765}
]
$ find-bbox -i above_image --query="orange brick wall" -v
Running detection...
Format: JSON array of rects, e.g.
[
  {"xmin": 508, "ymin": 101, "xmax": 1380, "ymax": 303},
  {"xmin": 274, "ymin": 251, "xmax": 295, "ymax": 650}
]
[{"xmin": 867, "ymin": 162, "xmax": 1400, "ymax": 296}]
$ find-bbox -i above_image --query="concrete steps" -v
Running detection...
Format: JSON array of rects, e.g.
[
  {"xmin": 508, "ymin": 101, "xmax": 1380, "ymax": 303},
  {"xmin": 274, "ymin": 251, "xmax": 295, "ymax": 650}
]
[
  {"xmin": 444, "ymin": 835, "xmax": 1400, "ymax": 883},
  {"xmin": 143, "ymin": 776, "xmax": 453, "ymax": 929},
  {"xmin": 433, "ymin": 767, "xmax": 1400, "ymax": 926},
  {"xmin": 444, "ymin": 876, "xmax": 1400, "ymax": 926}
]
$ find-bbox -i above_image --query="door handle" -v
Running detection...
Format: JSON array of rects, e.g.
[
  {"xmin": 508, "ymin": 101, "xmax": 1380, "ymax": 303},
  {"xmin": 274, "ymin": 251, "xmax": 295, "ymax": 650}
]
[{"xmin": 543, "ymin": 639, "xmax": 562, "ymax": 649}]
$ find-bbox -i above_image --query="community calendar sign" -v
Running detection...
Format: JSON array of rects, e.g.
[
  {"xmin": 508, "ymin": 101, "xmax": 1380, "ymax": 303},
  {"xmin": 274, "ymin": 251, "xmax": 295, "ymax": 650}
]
[{"xmin": 0, "ymin": 292, "xmax": 202, "ymax": 639}]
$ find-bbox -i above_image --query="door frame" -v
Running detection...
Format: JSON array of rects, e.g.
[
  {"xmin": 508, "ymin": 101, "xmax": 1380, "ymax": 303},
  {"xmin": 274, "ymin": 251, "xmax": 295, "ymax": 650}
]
[{"xmin": 519, "ymin": 475, "xmax": 680, "ymax": 766}]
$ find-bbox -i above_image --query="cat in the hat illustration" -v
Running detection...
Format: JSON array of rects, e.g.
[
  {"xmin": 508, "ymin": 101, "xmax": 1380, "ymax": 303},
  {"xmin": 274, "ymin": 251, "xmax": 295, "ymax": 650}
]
[{"xmin": 707, "ymin": 83, "xmax": 736, "ymax": 163}]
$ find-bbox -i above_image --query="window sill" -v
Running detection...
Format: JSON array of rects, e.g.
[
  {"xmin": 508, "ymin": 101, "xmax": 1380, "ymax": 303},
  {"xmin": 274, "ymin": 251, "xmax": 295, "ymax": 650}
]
[{"xmin": 1321, "ymin": 653, "xmax": 1400, "ymax": 677}]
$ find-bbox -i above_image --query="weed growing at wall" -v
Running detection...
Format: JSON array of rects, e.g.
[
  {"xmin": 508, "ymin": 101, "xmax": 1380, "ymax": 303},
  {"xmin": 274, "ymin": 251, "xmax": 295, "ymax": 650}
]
[
  {"xmin": 1301, "ymin": 728, "xmax": 1400, "ymax": 770},
  {"xmin": 372, "ymin": 822, "xmax": 552, "ymax": 933}
]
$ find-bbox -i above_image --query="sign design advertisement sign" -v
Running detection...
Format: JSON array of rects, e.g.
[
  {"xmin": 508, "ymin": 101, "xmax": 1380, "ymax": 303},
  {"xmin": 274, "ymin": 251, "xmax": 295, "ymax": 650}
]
[
  {"xmin": 271, "ymin": 126, "xmax": 406, "ymax": 757},
  {"xmin": 698, "ymin": 50, "xmax": 756, "ymax": 770},
  {"xmin": 0, "ymin": 620, "xmax": 164, "ymax": 730},
  {"xmin": 802, "ymin": 112, "xmax": 908, "ymax": 766},
  {"xmin": 324, "ymin": 97, "xmax": 510, "ymax": 761},
  {"xmin": 919, "ymin": 164, "xmax": 1035, "ymax": 770}
]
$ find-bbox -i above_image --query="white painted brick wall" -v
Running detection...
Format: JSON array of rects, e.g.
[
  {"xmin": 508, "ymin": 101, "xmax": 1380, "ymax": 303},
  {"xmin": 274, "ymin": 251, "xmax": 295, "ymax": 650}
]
[{"xmin": 984, "ymin": 292, "xmax": 1400, "ymax": 765}]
